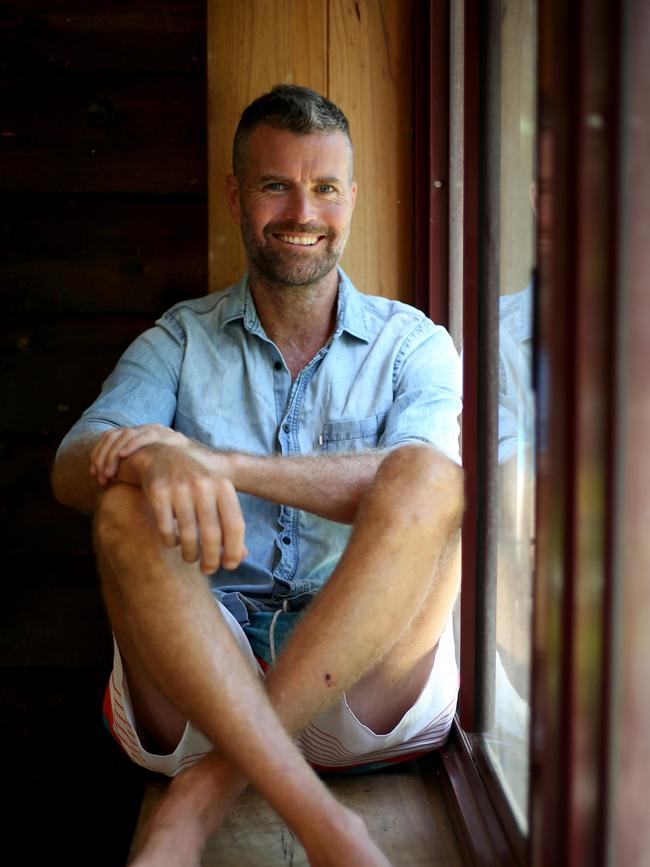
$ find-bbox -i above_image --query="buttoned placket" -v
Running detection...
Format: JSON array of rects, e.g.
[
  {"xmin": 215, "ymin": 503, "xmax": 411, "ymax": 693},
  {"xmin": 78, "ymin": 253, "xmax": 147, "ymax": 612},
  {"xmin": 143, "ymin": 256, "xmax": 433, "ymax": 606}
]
[{"xmin": 269, "ymin": 340, "xmax": 333, "ymax": 603}]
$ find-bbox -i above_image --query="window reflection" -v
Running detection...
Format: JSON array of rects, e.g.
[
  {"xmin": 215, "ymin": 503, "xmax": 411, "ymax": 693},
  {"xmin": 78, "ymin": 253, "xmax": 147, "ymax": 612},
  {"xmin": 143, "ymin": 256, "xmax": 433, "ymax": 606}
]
[{"xmin": 480, "ymin": 0, "xmax": 537, "ymax": 832}]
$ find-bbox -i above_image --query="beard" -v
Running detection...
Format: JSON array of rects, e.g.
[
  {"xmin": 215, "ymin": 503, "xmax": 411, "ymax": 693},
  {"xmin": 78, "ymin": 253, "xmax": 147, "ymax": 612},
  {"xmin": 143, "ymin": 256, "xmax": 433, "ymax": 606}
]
[{"xmin": 240, "ymin": 216, "xmax": 349, "ymax": 287}]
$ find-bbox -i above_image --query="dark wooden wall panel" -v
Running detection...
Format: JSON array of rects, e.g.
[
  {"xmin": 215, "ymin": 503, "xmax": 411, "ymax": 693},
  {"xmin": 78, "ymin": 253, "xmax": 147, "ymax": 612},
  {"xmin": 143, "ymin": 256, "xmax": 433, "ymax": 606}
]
[
  {"xmin": 0, "ymin": 3, "xmax": 207, "ymax": 562},
  {"xmin": 1, "ymin": 75, "xmax": 206, "ymax": 194},
  {"xmin": 1, "ymin": 4, "xmax": 207, "ymax": 860},
  {"xmin": 0, "ymin": 2, "xmax": 204, "ymax": 73},
  {"xmin": 2, "ymin": 315, "xmax": 154, "ymax": 434},
  {"xmin": 3, "ymin": 196, "xmax": 207, "ymax": 314},
  {"xmin": 0, "ymin": 437, "xmax": 92, "ymax": 555}
]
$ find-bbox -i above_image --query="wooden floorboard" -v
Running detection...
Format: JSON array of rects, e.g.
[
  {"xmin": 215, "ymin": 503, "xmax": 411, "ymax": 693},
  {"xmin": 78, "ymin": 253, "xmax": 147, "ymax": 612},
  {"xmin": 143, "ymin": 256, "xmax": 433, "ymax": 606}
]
[{"xmin": 129, "ymin": 760, "xmax": 464, "ymax": 866}]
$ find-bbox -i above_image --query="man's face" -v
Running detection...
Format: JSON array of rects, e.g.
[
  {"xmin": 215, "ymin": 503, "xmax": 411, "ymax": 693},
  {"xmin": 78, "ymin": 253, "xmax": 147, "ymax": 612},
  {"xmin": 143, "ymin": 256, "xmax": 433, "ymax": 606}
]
[{"xmin": 227, "ymin": 124, "xmax": 357, "ymax": 287}]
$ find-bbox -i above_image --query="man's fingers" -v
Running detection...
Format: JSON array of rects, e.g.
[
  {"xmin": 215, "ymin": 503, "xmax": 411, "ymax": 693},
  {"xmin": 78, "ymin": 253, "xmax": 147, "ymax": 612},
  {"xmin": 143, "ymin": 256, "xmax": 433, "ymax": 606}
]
[
  {"xmin": 172, "ymin": 487, "xmax": 201, "ymax": 564},
  {"xmin": 149, "ymin": 485, "xmax": 178, "ymax": 549},
  {"xmin": 194, "ymin": 482, "xmax": 223, "ymax": 575},
  {"xmin": 116, "ymin": 430, "xmax": 163, "ymax": 459},
  {"xmin": 91, "ymin": 429, "xmax": 123, "ymax": 480},
  {"xmin": 92, "ymin": 425, "xmax": 171, "ymax": 480},
  {"xmin": 217, "ymin": 479, "xmax": 247, "ymax": 570}
]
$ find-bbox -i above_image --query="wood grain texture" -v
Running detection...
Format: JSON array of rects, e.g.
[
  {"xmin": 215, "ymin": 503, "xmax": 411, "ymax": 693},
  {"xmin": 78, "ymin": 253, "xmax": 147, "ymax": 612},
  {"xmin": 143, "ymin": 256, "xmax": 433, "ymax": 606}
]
[
  {"xmin": 207, "ymin": 0, "xmax": 328, "ymax": 291},
  {"xmin": 207, "ymin": 0, "xmax": 414, "ymax": 302},
  {"xmin": 0, "ymin": 75, "xmax": 206, "ymax": 194},
  {"xmin": 0, "ymin": 1, "xmax": 205, "ymax": 73},
  {"xmin": 130, "ymin": 762, "xmax": 463, "ymax": 866},
  {"xmin": 2, "ymin": 315, "xmax": 153, "ymax": 435},
  {"xmin": 329, "ymin": 0, "xmax": 414, "ymax": 301},
  {"xmin": 2, "ymin": 195, "xmax": 207, "ymax": 314}
]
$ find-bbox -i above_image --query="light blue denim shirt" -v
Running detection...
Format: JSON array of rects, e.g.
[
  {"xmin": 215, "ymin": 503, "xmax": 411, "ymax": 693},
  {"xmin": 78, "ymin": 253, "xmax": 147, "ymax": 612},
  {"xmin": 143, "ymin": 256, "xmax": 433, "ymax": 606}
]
[
  {"xmin": 498, "ymin": 282, "xmax": 534, "ymax": 464},
  {"xmin": 58, "ymin": 269, "xmax": 462, "ymax": 623}
]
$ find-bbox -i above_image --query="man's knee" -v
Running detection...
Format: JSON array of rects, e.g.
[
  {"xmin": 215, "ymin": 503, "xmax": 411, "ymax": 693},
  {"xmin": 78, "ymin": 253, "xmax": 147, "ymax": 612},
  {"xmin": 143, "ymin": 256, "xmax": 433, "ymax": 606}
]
[
  {"xmin": 372, "ymin": 444, "xmax": 465, "ymax": 530},
  {"xmin": 93, "ymin": 483, "xmax": 151, "ymax": 551}
]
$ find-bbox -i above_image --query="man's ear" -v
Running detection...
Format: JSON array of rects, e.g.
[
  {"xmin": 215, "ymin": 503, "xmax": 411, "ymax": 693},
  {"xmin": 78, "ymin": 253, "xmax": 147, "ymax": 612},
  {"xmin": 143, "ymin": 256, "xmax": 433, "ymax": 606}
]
[
  {"xmin": 226, "ymin": 174, "xmax": 241, "ymax": 225},
  {"xmin": 350, "ymin": 180, "xmax": 358, "ymax": 211}
]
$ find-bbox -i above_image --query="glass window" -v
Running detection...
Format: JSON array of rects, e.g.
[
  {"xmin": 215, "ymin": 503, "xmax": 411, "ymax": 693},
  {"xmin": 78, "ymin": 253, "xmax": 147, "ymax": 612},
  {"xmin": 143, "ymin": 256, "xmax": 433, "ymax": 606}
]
[{"xmin": 479, "ymin": 0, "xmax": 537, "ymax": 833}]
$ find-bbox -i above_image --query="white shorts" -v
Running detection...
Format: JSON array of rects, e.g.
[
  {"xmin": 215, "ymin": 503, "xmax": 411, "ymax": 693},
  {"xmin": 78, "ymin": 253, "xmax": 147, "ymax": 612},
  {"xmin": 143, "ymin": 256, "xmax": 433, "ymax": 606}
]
[{"xmin": 103, "ymin": 601, "xmax": 459, "ymax": 777}]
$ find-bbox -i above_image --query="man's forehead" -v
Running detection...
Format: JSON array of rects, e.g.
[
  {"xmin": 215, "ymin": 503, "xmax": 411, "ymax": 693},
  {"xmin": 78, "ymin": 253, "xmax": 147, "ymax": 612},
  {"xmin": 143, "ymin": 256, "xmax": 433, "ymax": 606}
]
[{"xmin": 243, "ymin": 125, "xmax": 353, "ymax": 175}]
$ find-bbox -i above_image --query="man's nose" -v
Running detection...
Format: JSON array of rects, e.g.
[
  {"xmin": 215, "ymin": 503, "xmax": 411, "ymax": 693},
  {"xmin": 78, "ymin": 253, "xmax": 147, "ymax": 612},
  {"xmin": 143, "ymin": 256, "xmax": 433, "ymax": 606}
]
[{"xmin": 283, "ymin": 188, "xmax": 316, "ymax": 225}]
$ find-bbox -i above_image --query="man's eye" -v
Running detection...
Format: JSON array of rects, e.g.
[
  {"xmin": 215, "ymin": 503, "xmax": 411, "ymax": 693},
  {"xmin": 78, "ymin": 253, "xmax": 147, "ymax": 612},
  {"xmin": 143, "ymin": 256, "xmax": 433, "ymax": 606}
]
[
  {"xmin": 266, "ymin": 182, "xmax": 286, "ymax": 191},
  {"xmin": 317, "ymin": 184, "xmax": 335, "ymax": 194}
]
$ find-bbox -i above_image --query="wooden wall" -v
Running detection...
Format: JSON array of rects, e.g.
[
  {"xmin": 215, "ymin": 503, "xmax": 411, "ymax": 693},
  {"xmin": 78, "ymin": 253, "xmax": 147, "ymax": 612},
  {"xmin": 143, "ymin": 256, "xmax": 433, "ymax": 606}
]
[
  {"xmin": 207, "ymin": 0, "xmax": 415, "ymax": 302},
  {"xmin": 0, "ymin": 2, "xmax": 207, "ymax": 861}
]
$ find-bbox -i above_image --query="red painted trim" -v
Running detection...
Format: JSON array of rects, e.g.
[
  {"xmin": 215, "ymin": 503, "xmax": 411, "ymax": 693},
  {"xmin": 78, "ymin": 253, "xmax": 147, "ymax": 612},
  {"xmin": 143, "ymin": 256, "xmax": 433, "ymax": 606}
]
[
  {"xmin": 413, "ymin": 0, "xmax": 450, "ymax": 325},
  {"xmin": 436, "ymin": 721, "xmax": 519, "ymax": 867},
  {"xmin": 530, "ymin": 2, "xmax": 622, "ymax": 865},
  {"xmin": 458, "ymin": 0, "xmax": 481, "ymax": 732}
]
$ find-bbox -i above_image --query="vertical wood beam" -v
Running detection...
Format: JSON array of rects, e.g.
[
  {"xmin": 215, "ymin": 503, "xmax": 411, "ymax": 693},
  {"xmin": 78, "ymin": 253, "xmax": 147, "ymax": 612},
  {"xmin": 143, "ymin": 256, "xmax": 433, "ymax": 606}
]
[
  {"xmin": 329, "ymin": 0, "xmax": 414, "ymax": 301},
  {"xmin": 207, "ymin": 1, "xmax": 328, "ymax": 292}
]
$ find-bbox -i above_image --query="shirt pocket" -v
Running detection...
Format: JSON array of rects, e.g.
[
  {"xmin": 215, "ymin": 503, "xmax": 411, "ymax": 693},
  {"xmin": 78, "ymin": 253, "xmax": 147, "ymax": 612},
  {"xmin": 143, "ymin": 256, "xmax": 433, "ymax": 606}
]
[{"xmin": 319, "ymin": 413, "xmax": 387, "ymax": 452}]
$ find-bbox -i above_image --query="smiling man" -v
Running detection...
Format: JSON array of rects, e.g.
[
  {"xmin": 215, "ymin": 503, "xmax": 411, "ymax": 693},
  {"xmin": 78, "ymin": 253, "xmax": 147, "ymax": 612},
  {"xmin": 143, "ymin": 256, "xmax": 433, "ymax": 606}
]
[{"xmin": 52, "ymin": 85, "xmax": 463, "ymax": 866}]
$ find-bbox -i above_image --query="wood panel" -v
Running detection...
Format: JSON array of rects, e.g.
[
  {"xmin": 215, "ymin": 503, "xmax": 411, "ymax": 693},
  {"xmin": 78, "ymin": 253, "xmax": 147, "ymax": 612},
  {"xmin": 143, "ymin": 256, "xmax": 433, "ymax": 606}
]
[
  {"xmin": 0, "ymin": 438, "xmax": 93, "ymax": 555},
  {"xmin": 207, "ymin": 0, "xmax": 328, "ymax": 291},
  {"xmin": 0, "ymin": 74, "xmax": 206, "ymax": 194},
  {"xmin": 1, "ymin": 315, "xmax": 154, "ymax": 435},
  {"xmin": 1, "ymin": 556, "xmax": 109, "ymax": 664},
  {"xmin": 0, "ymin": 1, "xmax": 205, "ymax": 73},
  {"xmin": 2, "ymin": 195, "xmax": 207, "ymax": 314},
  {"xmin": 207, "ymin": 0, "xmax": 414, "ymax": 302},
  {"xmin": 329, "ymin": 0, "xmax": 414, "ymax": 302}
]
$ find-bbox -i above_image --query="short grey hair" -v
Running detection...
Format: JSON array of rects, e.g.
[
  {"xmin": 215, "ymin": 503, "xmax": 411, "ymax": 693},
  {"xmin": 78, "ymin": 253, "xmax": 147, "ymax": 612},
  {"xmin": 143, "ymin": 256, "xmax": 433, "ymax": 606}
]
[{"xmin": 232, "ymin": 84, "xmax": 353, "ymax": 179}]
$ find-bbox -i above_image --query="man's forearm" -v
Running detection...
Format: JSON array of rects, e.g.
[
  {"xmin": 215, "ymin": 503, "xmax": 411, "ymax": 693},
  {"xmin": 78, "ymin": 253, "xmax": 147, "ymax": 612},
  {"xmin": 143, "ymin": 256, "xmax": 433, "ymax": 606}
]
[
  {"xmin": 212, "ymin": 448, "xmax": 386, "ymax": 524},
  {"xmin": 52, "ymin": 433, "xmax": 141, "ymax": 514}
]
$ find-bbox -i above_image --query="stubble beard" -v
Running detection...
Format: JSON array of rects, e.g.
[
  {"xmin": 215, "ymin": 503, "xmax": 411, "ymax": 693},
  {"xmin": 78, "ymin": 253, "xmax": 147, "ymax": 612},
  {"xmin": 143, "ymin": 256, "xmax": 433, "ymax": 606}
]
[{"xmin": 240, "ymin": 215, "xmax": 349, "ymax": 289}]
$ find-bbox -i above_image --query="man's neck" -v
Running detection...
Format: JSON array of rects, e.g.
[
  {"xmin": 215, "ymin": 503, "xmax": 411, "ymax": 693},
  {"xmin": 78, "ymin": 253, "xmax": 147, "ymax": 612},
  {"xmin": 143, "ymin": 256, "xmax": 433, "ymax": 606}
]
[{"xmin": 248, "ymin": 268, "xmax": 340, "ymax": 376}]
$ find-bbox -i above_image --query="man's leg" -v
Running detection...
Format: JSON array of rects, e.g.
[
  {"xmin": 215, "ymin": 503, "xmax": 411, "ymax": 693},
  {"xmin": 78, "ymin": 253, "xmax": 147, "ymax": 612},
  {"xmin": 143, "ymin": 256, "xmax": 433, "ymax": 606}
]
[
  {"xmin": 263, "ymin": 445, "xmax": 462, "ymax": 737},
  {"xmin": 95, "ymin": 444, "xmax": 463, "ymax": 865},
  {"xmin": 96, "ymin": 489, "xmax": 387, "ymax": 867}
]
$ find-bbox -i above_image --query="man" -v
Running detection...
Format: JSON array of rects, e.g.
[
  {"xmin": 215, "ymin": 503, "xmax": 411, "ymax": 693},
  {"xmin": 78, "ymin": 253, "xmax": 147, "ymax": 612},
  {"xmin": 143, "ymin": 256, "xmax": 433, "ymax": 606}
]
[{"xmin": 52, "ymin": 85, "xmax": 463, "ymax": 866}]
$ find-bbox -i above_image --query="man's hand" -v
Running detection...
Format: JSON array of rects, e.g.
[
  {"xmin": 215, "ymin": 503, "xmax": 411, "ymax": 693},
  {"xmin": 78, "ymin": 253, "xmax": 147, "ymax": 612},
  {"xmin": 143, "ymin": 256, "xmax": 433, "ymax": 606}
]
[
  {"xmin": 90, "ymin": 423, "xmax": 189, "ymax": 485},
  {"xmin": 90, "ymin": 426, "xmax": 247, "ymax": 575}
]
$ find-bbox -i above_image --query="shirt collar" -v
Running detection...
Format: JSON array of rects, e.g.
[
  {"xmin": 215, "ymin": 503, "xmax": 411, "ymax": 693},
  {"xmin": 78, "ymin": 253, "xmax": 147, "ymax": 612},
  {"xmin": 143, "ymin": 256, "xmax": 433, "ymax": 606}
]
[
  {"xmin": 221, "ymin": 268, "xmax": 371, "ymax": 343},
  {"xmin": 335, "ymin": 268, "xmax": 371, "ymax": 343},
  {"xmin": 220, "ymin": 275, "xmax": 264, "ymax": 336}
]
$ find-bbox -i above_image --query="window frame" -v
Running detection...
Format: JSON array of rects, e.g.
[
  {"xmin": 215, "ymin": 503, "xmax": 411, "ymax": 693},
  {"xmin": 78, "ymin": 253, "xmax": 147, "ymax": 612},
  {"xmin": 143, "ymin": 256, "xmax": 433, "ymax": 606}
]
[{"xmin": 414, "ymin": 1, "xmax": 630, "ymax": 865}]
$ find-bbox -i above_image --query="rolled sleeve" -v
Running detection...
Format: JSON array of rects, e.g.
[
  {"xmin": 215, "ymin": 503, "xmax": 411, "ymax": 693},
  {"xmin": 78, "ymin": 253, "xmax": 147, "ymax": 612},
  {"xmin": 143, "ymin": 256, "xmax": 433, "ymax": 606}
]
[{"xmin": 380, "ymin": 320, "xmax": 462, "ymax": 464}]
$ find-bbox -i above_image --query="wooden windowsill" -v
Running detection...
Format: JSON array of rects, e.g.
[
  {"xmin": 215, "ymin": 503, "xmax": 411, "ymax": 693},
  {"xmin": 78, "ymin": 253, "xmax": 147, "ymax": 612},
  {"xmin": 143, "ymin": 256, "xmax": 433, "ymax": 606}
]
[{"xmin": 129, "ymin": 757, "xmax": 465, "ymax": 866}]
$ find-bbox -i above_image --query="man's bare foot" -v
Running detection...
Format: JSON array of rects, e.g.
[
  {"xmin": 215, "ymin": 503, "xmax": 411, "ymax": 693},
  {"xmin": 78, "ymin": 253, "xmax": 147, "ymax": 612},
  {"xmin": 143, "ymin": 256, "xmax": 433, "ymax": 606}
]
[
  {"xmin": 128, "ymin": 755, "xmax": 246, "ymax": 867},
  {"xmin": 128, "ymin": 752, "xmax": 391, "ymax": 867},
  {"xmin": 300, "ymin": 804, "xmax": 393, "ymax": 867}
]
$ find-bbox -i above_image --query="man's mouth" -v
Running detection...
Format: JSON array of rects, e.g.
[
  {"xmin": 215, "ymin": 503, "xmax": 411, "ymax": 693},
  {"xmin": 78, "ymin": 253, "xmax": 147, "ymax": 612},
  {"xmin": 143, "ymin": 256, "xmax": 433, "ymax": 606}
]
[{"xmin": 273, "ymin": 233, "xmax": 323, "ymax": 246}]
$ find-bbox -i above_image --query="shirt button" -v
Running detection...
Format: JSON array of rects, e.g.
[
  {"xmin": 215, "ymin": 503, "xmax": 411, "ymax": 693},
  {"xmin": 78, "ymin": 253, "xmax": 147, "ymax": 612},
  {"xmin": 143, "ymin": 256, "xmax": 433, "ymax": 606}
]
[
  {"xmin": 282, "ymin": 536, "xmax": 291, "ymax": 545},
  {"xmin": 282, "ymin": 423, "xmax": 290, "ymax": 433},
  {"xmin": 274, "ymin": 361, "xmax": 283, "ymax": 371}
]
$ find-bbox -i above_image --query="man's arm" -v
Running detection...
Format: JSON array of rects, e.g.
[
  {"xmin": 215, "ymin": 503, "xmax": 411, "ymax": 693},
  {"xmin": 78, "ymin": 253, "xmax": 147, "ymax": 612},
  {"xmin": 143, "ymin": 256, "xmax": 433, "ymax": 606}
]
[
  {"xmin": 55, "ymin": 425, "xmax": 386, "ymax": 573},
  {"xmin": 53, "ymin": 429, "xmax": 248, "ymax": 575},
  {"xmin": 213, "ymin": 449, "xmax": 384, "ymax": 525},
  {"xmin": 51, "ymin": 433, "xmax": 125, "ymax": 514},
  {"xmin": 88, "ymin": 424, "xmax": 386, "ymax": 524}
]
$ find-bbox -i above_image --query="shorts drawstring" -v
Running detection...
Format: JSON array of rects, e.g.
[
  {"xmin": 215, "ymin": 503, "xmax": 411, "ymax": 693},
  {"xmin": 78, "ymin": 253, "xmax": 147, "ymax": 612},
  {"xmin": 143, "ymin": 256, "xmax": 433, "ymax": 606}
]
[{"xmin": 269, "ymin": 599, "xmax": 290, "ymax": 664}]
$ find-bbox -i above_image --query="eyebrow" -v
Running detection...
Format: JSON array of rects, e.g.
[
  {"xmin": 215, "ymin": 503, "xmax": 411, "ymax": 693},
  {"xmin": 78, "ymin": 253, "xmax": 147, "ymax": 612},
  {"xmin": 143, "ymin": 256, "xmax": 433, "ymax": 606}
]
[{"xmin": 258, "ymin": 174, "xmax": 342, "ymax": 184}]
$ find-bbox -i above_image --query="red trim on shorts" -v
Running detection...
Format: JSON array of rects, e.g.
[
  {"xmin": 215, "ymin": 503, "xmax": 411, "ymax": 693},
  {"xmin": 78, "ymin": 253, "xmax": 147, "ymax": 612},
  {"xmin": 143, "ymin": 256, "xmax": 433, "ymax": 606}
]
[
  {"xmin": 308, "ymin": 748, "xmax": 434, "ymax": 774},
  {"xmin": 102, "ymin": 679, "xmax": 123, "ymax": 747},
  {"xmin": 255, "ymin": 655, "xmax": 271, "ymax": 672}
]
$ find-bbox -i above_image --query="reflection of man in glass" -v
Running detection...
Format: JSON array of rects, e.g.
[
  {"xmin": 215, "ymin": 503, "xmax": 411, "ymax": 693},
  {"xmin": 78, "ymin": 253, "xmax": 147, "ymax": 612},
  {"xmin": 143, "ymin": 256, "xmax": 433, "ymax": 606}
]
[{"xmin": 494, "ymin": 173, "xmax": 542, "ymax": 740}]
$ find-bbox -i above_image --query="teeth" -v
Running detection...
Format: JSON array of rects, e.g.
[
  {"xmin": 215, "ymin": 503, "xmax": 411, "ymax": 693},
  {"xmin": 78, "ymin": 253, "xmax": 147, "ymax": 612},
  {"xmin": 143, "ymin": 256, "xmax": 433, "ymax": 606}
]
[{"xmin": 276, "ymin": 234, "xmax": 319, "ymax": 246}]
